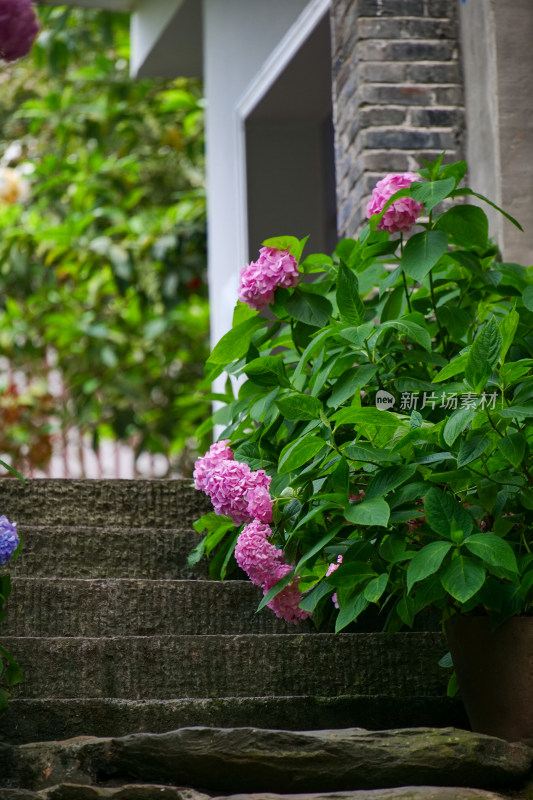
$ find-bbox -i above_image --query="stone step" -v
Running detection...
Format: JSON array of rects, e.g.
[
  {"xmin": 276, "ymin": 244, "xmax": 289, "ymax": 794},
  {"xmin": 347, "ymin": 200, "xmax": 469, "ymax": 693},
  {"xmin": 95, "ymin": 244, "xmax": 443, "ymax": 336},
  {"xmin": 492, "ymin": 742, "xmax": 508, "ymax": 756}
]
[
  {"xmin": 0, "ymin": 696, "xmax": 468, "ymax": 746},
  {"xmin": 0, "ymin": 786, "xmax": 514, "ymax": 800},
  {"xmin": 5, "ymin": 579, "xmax": 309, "ymax": 637},
  {"xmin": 0, "ymin": 480, "xmax": 209, "ymax": 528},
  {"xmin": 0, "ymin": 633, "xmax": 449, "ymax": 700},
  {"xmin": 9, "ymin": 527, "xmax": 207, "ymax": 580},
  {"xmin": 0, "ymin": 727, "xmax": 530, "ymax": 795}
]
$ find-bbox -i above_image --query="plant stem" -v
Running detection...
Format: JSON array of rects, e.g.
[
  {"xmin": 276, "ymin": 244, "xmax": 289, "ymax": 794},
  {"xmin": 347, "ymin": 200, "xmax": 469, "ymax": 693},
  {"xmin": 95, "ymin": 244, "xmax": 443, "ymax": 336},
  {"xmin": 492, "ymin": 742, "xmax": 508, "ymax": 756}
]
[{"xmin": 399, "ymin": 234, "xmax": 412, "ymax": 313}]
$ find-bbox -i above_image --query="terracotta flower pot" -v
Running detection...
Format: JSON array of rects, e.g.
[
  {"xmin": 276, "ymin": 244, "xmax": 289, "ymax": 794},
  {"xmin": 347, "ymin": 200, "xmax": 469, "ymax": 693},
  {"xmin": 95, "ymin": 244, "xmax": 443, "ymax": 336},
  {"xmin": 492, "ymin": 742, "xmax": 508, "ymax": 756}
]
[{"xmin": 446, "ymin": 615, "xmax": 533, "ymax": 744}]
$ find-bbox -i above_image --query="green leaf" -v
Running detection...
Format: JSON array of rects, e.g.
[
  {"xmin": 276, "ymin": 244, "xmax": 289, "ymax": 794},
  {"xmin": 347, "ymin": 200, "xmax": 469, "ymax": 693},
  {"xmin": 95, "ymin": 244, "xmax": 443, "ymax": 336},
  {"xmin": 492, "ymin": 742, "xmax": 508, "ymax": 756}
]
[
  {"xmin": 407, "ymin": 541, "xmax": 453, "ymax": 593},
  {"xmin": 440, "ymin": 556, "xmax": 486, "ymax": 603},
  {"xmin": 243, "ymin": 355, "xmax": 291, "ymax": 388},
  {"xmin": 337, "ymin": 263, "xmax": 365, "ymax": 325},
  {"xmin": 344, "ymin": 497, "xmax": 390, "ymax": 528},
  {"xmin": 257, "ymin": 567, "xmax": 296, "ymax": 612},
  {"xmin": 326, "ymin": 365, "xmax": 378, "ymax": 409},
  {"xmin": 497, "ymin": 405, "xmax": 533, "ymax": 419},
  {"xmin": 497, "ymin": 432, "xmax": 527, "ymax": 468},
  {"xmin": 286, "ymin": 288, "xmax": 332, "ymax": 327},
  {"xmin": 453, "ymin": 188, "xmax": 523, "ymax": 231},
  {"xmin": 206, "ymin": 317, "xmax": 264, "ymax": 367},
  {"xmin": 365, "ymin": 464, "xmax": 417, "ymax": 500},
  {"xmin": 262, "ymin": 235, "xmax": 307, "ymax": 262},
  {"xmin": 364, "ymin": 573, "xmax": 388, "ymax": 603},
  {"xmin": 380, "ymin": 286, "xmax": 404, "ymax": 323},
  {"xmin": 278, "ymin": 435, "xmax": 327, "ymax": 474},
  {"xmin": 464, "ymin": 533, "xmax": 518, "ymax": 573},
  {"xmin": 499, "ymin": 309, "xmax": 519, "ymax": 362},
  {"xmin": 332, "ymin": 406, "xmax": 407, "ymax": 429},
  {"xmin": 299, "ymin": 581, "xmax": 335, "ymax": 613},
  {"xmin": 523, "ymin": 287, "xmax": 533, "ymax": 313},
  {"xmin": 378, "ymin": 319, "xmax": 432, "ymax": 352},
  {"xmin": 464, "ymin": 319, "xmax": 502, "ymax": 391},
  {"xmin": 432, "ymin": 352, "xmax": 469, "ymax": 383},
  {"xmin": 232, "ymin": 301, "xmax": 257, "ymax": 326},
  {"xmin": 401, "ymin": 230, "xmax": 448, "ymax": 282},
  {"xmin": 436, "ymin": 205, "xmax": 489, "ymax": 248},
  {"xmin": 276, "ymin": 393, "xmax": 323, "ymax": 421},
  {"xmin": 335, "ymin": 591, "xmax": 369, "ymax": 633},
  {"xmin": 410, "ymin": 178, "xmax": 455, "ymax": 211},
  {"xmin": 456, "ymin": 434, "xmax": 490, "ymax": 467},
  {"xmin": 443, "ymin": 404, "xmax": 478, "ymax": 446},
  {"xmin": 324, "ymin": 561, "xmax": 376, "ymax": 588},
  {"xmin": 424, "ymin": 487, "xmax": 474, "ymax": 537}
]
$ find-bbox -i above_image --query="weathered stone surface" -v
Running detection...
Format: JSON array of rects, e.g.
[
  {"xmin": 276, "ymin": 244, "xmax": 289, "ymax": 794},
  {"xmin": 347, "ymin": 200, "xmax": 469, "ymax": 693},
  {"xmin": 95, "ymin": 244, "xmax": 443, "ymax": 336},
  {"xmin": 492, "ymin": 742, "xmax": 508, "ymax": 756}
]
[
  {"xmin": 5, "ymin": 579, "xmax": 308, "ymax": 637},
  {"xmin": 23, "ymin": 788, "xmax": 512, "ymax": 800},
  {"xmin": 38, "ymin": 785, "xmax": 210, "ymax": 799},
  {"xmin": 0, "ymin": 633, "xmax": 450, "ymax": 700},
  {"xmin": 0, "ymin": 480, "xmax": 210, "ymax": 528},
  {"xmin": 2, "ymin": 727, "xmax": 532, "ymax": 793},
  {"xmin": 0, "ymin": 696, "xmax": 467, "ymax": 746},
  {"xmin": 8, "ymin": 526, "xmax": 207, "ymax": 580},
  {"xmin": 215, "ymin": 791, "xmax": 511, "ymax": 800}
]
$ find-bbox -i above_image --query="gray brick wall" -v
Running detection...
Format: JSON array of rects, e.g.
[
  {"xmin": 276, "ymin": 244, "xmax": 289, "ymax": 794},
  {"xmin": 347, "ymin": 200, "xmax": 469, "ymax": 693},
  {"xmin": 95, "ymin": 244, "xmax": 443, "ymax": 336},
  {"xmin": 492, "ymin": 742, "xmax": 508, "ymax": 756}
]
[{"xmin": 331, "ymin": 0, "xmax": 465, "ymax": 238}]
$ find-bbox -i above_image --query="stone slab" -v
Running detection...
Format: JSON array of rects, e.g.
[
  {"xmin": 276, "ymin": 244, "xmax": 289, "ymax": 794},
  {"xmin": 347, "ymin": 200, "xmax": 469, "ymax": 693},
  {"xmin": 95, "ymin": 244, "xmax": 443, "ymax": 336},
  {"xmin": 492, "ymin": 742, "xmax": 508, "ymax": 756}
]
[
  {"xmin": 1, "ymin": 727, "xmax": 531, "ymax": 793},
  {"xmin": 0, "ymin": 480, "xmax": 210, "ymax": 528},
  {"xmin": 0, "ymin": 696, "xmax": 468, "ymax": 746},
  {"xmin": 215, "ymin": 792, "xmax": 511, "ymax": 800},
  {"xmin": 4, "ymin": 787, "xmax": 512, "ymax": 800},
  {"xmin": 8, "ymin": 526, "xmax": 207, "ymax": 580},
  {"xmin": 5, "ymin": 579, "xmax": 309, "ymax": 637},
  {"xmin": 0, "ymin": 633, "xmax": 450, "ymax": 700}
]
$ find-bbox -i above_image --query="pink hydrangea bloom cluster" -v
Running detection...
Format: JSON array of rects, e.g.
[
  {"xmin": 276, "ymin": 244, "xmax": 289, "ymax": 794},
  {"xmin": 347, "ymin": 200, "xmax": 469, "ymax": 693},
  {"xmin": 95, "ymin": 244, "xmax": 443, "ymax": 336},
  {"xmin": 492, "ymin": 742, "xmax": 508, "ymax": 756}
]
[
  {"xmin": 0, "ymin": 0, "xmax": 40, "ymax": 62},
  {"xmin": 235, "ymin": 520, "xmax": 309, "ymax": 623},
  {"xmin": 365, "ymin": 172, "xmax": 424, "ymax": 234},
  {"xmin": 326, "ymin": 554, "xmax": 343, "ymax": 609},
  {"xmin": 238, "ymin": 246, "xmax": 299, "ymax": 311},
  {"xmin": 193, "ymin": 440, "xmax": 273, "ymax": 525}
]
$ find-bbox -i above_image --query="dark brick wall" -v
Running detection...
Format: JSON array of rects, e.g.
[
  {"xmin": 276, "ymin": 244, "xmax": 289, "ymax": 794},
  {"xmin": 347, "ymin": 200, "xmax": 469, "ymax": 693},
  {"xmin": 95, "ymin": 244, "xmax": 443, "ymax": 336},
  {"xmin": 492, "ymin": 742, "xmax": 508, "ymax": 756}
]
[{"xmin": 330, "ymin": 0, "xmax": 464, "ymax": 238}]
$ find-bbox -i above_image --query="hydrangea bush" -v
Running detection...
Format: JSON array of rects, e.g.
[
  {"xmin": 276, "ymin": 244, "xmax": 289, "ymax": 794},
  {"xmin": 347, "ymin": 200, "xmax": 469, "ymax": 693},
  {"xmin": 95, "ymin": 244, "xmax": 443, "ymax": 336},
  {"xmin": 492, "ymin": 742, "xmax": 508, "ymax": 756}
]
[{"xmin": 192, "ymin": 155, "xmax": 533, "ymax": 638}]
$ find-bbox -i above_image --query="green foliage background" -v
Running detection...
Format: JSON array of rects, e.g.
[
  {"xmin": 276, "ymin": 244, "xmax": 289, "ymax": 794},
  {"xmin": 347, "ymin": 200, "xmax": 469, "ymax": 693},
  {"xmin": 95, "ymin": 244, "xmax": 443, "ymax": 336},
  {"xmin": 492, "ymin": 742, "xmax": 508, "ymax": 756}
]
[{"xmin": 0, "ymin": 5, "xmax": 210, "ymax": 475}]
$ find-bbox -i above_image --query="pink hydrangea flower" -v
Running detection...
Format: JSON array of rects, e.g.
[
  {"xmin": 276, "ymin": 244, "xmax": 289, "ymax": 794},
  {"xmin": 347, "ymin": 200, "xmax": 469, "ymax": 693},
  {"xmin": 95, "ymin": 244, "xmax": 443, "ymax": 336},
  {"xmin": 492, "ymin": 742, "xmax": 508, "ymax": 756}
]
[
  {"xmin": 263, "ymin": 564, "xmax": 310, "ymax": 623},
  {"xmin": 205, "ymin": 459, "xmax": 257, "ymax": 525},
  {"xmin": 246, "ymin": 486, "xmax": 273, "ymax": 524},
  {"xmin": 366, "ymin": 172, "xmax": 424, "ymax": 234},
  {"xmin": 234, "ymin": 520, "xmax": 285, "ymax": 586},
  {"xmin": 238, "ymin": 246, "xmax": 299, "ymax": 311},
  {"xmin": 204, "ymin": 462, "xmax": 271, "ymax": 526},
  {"xmin": 235, "ymin": 521, "xmax": 309, "ymax": 623},
  {"xmin": 193, "ymin": 439, "xmax": 234, "ymax": 494},
  {"xmin": 0, "ymin": 0, "xmax": 40, "ymax": 62},
  {"xmin": 326, "ymin": 554, "xmax": 343, "ymax": 609}
]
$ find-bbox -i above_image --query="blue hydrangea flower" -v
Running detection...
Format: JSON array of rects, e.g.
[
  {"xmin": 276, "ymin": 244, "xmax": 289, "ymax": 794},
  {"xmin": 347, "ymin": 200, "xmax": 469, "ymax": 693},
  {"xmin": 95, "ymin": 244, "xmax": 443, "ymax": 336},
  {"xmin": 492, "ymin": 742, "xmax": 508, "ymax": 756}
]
[{"xmin": 0, "ymin": 515, "xmax": 19, "ymax": 566}]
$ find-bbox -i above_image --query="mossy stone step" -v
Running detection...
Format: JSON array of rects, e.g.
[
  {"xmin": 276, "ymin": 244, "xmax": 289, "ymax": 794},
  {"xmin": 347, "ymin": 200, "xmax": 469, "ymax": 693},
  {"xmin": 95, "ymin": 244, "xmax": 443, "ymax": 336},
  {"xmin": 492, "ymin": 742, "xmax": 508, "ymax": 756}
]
[
  {"xmin": 0, "ymin": 632, "xmax": 450, "ymax": 700},
  {"xmin": 0, "ymin": 480, "xmax": 209, "ymax": 528},
  {"xmin": 5, "ymin": 579, "xmax": 308, "ymax": 637},
  {"xmin": 0, "ymin": 696, "xmax": 468, "ymax": 746},
  {"xmin": 9, "ymin": 526, "xmax": 207, "ymax": 580},
  {"xmin": 0, "ymin": 727, "xmax": 530, "ymax": 794}
]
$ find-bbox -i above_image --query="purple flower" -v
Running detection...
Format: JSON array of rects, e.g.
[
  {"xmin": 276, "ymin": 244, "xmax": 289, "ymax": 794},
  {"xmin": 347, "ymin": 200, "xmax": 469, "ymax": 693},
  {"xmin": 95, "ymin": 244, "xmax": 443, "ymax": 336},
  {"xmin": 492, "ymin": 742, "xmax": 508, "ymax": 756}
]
[
  {"xmin": 0, "ymin": 0, "xmax": 40, "ymax": 62},
  {"xmin": 238, "ymin": 247, "xmax": 299, "ymax": 311},
  {"xmin": 366, "ymin": 172, "xmax": 424, "ymax": 234},
  {"xmin": 0, "ymin": 515, "xmax": 19, "ymax": 566}
]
